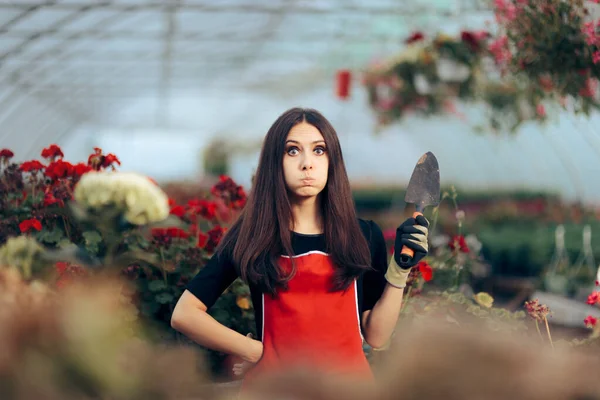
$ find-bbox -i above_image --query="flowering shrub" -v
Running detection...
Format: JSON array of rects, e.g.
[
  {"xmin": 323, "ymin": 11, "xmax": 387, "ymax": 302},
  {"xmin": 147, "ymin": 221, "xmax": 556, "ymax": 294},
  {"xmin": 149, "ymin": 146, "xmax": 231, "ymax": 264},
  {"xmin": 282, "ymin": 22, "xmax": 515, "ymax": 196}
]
[
  {"xmin": 491, "ymin": 0, "xmax": 600, "ymax": 115},
  {"xmin": 0, "ymin": 145, "xmax": 251, "ymax": 375},
  {"xmin": 383, "ymin": 187, "xmax": 490, "ymax": 293},
  {"xmin": 381, "ymin": 185, "xmax": 600, "ymax": 352}
]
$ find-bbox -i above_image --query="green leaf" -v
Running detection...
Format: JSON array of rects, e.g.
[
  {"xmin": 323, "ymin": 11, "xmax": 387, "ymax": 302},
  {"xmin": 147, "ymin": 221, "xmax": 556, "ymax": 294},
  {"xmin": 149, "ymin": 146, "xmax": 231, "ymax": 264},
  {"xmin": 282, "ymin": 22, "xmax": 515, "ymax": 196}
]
[
  {"xmin": 35, "ymin": 226, "xmax": 65, "ymax": 245},
  {"xmin": 148, "ymin": 280, "xmax": 167, "ymax": 292},
  {"xmin": 155, "ymin": 293, "xmax": 174, "ymax": 304},
  {"xmin": 145, "ymin": 215, "xmax": 187, "ymax": 230},
  {"xmin": 113, "ymin": 250, "xmax": 159, "ymax": 267},
  {"xmin": 57, "ymin": 239, "xmax": 76, "ymax": 249},
  {"xmin": 82, "ymin": 230, "xmax": 103, "ymax": 254}
]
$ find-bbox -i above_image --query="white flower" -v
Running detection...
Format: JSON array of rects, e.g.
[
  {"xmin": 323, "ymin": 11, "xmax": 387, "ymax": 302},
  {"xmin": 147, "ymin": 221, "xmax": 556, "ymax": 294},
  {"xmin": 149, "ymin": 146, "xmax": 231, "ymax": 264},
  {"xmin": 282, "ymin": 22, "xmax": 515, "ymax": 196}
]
[
  {"xmin": 431, "ymin": 234, "xmax": 450, "ymax": 248},
  {"xmin": 465, "ymin": 234, "xmax": 482, "ymax": 254},
  {"xmin": 436, "ymin": 57, "xmax": 471, "ymax": 82},
  {"xmin": 414, "ymin": 74, "xmax": 432, "ymax": 94},
  {"xmin": 74, "ymin": 171, "xmax": 169, "ymax": 225}
]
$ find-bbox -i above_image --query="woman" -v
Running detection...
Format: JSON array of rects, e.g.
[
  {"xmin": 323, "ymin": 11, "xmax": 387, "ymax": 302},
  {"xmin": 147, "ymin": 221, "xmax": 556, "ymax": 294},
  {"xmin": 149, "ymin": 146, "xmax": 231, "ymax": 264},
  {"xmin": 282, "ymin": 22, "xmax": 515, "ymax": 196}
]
[{"xmin": 171, "ymin": 107, "xmax": 429, "ymax": 388}]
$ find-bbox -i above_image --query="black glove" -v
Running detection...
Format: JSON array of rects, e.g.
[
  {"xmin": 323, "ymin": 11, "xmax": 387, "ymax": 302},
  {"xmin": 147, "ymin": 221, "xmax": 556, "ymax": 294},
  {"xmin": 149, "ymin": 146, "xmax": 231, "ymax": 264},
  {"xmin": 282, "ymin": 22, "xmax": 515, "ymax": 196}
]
[{"xmin": 393, "ymin": 214, "xmax": 429, "ymax": 269}]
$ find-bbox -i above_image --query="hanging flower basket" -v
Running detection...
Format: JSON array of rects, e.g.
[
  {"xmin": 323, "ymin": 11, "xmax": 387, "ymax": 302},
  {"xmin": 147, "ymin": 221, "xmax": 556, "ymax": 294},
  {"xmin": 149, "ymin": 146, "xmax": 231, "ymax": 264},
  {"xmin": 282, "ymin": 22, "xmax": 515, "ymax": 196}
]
[
  {"xmin": 491, "ymin": 0, "xmax": 600, "ymax": 115},
  {"xmin": 362, "ymin": 31, "xmax": 546, "ymax": 132}
]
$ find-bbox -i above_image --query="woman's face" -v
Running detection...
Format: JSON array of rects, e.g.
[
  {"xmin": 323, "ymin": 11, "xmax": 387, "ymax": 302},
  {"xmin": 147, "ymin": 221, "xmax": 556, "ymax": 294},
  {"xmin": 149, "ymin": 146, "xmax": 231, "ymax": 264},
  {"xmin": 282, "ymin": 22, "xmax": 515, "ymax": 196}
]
[{"xmin": 282, "ymin": 122, "xmax": 329, "ymax": 202}]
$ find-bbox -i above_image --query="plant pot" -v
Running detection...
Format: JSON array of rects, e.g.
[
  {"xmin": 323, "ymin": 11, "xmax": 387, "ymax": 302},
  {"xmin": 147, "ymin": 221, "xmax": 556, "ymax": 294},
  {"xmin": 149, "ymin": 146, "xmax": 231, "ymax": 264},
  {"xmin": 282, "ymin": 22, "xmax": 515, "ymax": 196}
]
[{"xmin": 543, "ymin": 274, "xmax": 570, "ymax": 296}]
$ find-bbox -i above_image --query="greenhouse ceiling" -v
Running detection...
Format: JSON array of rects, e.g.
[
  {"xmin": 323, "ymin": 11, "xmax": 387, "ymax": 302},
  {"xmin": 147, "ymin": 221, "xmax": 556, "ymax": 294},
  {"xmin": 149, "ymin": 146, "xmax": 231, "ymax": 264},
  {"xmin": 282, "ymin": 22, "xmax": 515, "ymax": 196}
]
[
  {"xmin": 4, "ymin": 1, "xmax": 600, "ymax": 205},
  {"xmin": 0, "ymin": 0, "xmax": 490, "ymax": 132}
]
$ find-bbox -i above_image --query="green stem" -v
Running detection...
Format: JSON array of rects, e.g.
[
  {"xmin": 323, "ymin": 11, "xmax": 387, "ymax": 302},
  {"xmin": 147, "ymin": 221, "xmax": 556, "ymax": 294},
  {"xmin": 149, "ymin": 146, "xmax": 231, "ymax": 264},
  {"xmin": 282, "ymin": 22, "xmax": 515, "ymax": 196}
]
[
  {"xmin": 62, "ymin": 216, "xmax": 71, "ymax": 241},
  {"xmin": 453, "ymin": 267, "xmax": 462, "ymax": 291},
  {"xmin": 544, "ymin": 316, "xmax": 555, "ymax": 351},
  {"xmin": 430, "ymin": 206, "xmax": 440, "ymax": 234},
  {"xmin": 159, "ymin": 247, "xmax": 167, "ymax": 283},
  {"xmin": 535, "ymin": 320, "xmax": 544, "ymax": 342},
  {"xmin": 450, "ymin": 197, "xmax": 462, "ymax": 236}
]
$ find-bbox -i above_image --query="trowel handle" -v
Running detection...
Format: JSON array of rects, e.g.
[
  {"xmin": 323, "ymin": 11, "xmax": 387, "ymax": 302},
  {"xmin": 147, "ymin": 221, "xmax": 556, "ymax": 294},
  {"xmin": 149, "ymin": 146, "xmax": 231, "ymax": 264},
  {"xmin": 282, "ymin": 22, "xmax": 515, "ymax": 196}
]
[{"xmin": 399, "ymin": 210, "xmax": 423, "ymax": 264}]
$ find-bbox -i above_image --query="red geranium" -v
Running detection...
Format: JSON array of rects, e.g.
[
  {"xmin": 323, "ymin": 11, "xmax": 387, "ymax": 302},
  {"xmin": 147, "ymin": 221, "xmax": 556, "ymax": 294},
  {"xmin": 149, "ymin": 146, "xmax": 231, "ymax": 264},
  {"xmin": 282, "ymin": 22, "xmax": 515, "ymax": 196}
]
[{"xmin": 19, "ymin": 218, "xmax": 42, "ymax": 233}]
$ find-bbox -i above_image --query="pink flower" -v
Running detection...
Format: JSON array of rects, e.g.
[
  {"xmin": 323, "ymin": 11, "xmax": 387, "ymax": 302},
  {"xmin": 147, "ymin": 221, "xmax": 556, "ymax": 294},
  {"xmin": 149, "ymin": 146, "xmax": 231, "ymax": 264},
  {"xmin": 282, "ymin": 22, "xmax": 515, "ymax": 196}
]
[
  {"xmin": 489, "ymin": 36, "xmax": 512, "ymax": 65},
  {"xmin": 593, "ymin": 51, "xmax": 600, "ymax": 65},
  {"xmin": 536, "ymin": 104, "xmax": 546, "ymax": 117},
  {"xmin": 582, "ymin": 22, "xmax": 598, "ymax": 46},
  {"xmin": 524, "ymin": 299, "xmax": 551, "ymax": 322},
  {"xmin": 377, "ymin": 97, "xmax": 395, "ymax": 111},
  {"xmin": 494, "ymin": 0, "xmax": 517, "ymax": 22},
  {"xmin": 579, "ymin": 78, "xmax": 598, "ymax": 98}
]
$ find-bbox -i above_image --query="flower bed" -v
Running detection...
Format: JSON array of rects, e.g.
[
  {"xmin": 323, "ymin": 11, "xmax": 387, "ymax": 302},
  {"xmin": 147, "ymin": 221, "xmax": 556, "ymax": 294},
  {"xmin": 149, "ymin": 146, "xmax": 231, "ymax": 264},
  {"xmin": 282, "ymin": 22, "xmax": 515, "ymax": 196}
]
[{"xmin": 0, "ymin": 145, "xmax": 253, "ymax": 376}]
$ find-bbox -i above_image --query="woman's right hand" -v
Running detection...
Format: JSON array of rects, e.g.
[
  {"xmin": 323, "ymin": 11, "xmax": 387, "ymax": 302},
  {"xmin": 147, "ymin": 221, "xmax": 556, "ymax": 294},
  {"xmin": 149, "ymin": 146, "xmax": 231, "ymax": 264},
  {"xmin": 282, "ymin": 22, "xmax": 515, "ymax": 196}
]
[{"xmin": 233, "ymin": 333, "xmax": 263, "ymax": 377}]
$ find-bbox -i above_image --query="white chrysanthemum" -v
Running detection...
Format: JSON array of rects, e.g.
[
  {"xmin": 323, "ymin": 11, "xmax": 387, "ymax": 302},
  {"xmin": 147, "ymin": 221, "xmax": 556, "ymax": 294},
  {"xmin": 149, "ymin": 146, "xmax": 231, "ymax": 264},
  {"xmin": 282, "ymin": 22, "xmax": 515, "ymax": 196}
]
[{"xmin": 74, "ymin": 171, "xmax": 169, "ymax": 225}]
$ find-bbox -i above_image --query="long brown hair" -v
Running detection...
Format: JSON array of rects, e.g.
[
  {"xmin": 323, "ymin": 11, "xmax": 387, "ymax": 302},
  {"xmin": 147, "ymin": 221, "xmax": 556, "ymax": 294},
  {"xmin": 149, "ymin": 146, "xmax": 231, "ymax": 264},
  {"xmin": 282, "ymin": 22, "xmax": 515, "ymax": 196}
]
[{"xmin": 217, "ymin": 107, "xmax": 372, "ymax": 295}]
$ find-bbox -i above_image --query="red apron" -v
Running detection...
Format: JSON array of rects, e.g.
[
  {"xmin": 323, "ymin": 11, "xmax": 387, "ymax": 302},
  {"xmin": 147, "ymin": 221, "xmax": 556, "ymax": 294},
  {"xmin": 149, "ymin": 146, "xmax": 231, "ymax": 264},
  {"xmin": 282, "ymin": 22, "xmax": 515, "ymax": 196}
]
[{"xmin": 241, "ymin": 251, "xmax": 373, "ymax": 390}]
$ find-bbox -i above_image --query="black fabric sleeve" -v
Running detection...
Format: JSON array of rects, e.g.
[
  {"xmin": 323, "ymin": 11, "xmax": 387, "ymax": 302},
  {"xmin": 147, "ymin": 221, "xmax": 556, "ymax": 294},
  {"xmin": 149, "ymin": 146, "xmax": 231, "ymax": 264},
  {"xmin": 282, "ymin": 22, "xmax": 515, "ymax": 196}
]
[
  {"xmin": 361, "ymin": 219, "xmax": 389, "ymax": 312},
  {"xmin": 185, "ymin": 246, "xmax": 238, "ymax": 311}
]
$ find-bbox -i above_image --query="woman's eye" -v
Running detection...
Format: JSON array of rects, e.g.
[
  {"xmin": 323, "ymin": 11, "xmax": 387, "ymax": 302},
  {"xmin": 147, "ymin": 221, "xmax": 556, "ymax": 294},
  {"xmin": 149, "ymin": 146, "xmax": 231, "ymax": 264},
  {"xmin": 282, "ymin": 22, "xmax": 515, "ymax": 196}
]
[
  {"xmin": 314, "ymin": 147, "xmax": 326, "ymax": 155},
  {"xmin": 287, "ymin": 147, "xmax": 299, "ymax": 156}
]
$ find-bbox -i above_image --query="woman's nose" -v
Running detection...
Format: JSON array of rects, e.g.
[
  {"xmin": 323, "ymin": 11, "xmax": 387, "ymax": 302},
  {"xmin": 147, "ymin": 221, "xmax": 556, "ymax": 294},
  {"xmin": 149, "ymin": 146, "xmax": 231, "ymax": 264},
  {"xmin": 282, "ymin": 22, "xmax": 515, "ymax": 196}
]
[{"xmin": 301, "ymin": 155, "xmax": 313, "ymax": 170}]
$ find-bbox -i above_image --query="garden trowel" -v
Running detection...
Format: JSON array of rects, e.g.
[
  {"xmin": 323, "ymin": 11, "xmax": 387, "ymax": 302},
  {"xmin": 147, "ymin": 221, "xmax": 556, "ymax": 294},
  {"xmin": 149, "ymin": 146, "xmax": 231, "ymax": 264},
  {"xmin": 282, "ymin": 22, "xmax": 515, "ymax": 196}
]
[{"xmin": 399, "ymin": 151, "xmax": 441, "ymax": 264}]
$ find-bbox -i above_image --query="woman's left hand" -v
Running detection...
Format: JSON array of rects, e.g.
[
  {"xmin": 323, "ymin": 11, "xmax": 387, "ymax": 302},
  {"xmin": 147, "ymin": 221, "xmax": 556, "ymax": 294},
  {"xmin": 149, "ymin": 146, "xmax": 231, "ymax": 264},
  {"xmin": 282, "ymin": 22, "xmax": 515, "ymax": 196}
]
[{"xmin": 393, "ymin": 214, "xmax": 430, "ymax": 268}]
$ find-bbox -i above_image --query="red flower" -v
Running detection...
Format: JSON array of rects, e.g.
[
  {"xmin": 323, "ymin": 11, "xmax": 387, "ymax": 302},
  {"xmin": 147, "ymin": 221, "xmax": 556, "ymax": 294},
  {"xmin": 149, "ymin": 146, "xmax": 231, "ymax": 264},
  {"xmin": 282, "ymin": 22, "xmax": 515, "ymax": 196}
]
[
  {"xmin": 169, "ymin": 205, "xmax": 187, "ymax": 218},
  {"xmin": 151, "ymin": 227, "xmax": 189, "ymax": 246},
  {"xmin": 19, "ymin": 160, "xmax": 45, "ymax": 172},
  {"xmin": 460, "ymin": 30, "xmax": 487, "ymax": 52},
  {"xmin": 211, "ymin": 175, "xmax": 247, "ymax": 209},
  {"xmin": 587, "ymin": 291, "xmax": 600, "ymax": 306},
  {"xmin": 72, "ymin": 162, "xmax": 93, "ymax": 177},
  {"xmin": 0, "ymin": 148, "xmax": 14, "ymax": 159},
  {"xmin": 88, "ymin": 147, "xmax": 104, "ymax": 169},
  {"xmin": 188, "ymin": 199, "xmax": 217, "ymax": 220},
  {"xmin": 55, "ymin": 263, "xmax": 87, "ymax": 290},
  {"xmin": 102, "ymin": 153, "xmax": 121, "ymax": 169},
  {"xmin": 87, "ymin": 147, "xmax": 120, "ymax": 170},
  {"xmin": 197, "ymin": 232, "xmax": 208, "ymax": 249},
  {"xmin": 167, "ymin": 227, "xmax": 189, "ymax": 238},
  {"xmin": 584, "ymin": 315, "xmax": 598, "ymax": 328},
  {"xmin": 45, "ymin": 160, "xmax": 74, "ymax": 181},
  {"xmin": 41, "ymin": 144, "xmax": 64, "ymax": 160},
  {"xmin": 204, "ymin": 226, "xmax": 225, "ymax": 252},
  {"xmin": 449, "ymin": 235, "xmax": 470, "ymax": 253},
  {"xmin": 55, "ymin": 262, "xmax": 69, "ymax": 274},
  {"xmin": 19, "ymin": 218, "xmax": 42, "ymax": 233},
  {"xmin": 43, "ymin": 191, "xmax": 62, "ymax": 207},
  {"xmin": 417, "ymin": 261, "xmax": 433, "ymax": 282},
  {"xmin": 405, "ymin": 31, "xmax": 424, "ymax": 44}
]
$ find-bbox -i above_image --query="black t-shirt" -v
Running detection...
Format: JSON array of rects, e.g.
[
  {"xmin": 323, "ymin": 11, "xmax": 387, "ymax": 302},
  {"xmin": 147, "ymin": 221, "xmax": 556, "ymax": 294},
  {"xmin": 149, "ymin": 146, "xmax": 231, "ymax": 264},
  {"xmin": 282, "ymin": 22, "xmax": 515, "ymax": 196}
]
[{"xmin": 185, "ymin": 218, "xmax": 388, "ymax": 340}]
